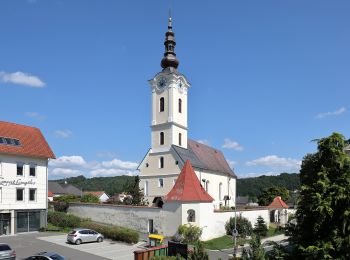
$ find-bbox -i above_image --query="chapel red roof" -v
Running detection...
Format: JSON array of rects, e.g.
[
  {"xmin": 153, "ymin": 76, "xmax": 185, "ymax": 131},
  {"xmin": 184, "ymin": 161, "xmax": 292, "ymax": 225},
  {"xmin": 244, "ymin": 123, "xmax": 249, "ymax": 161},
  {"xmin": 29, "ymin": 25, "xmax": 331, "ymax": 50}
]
[
  {"xmin": 268, "ymin": 196, "xmax": 289, "ymax": 209},
  {"xmin": 164, "ymin": 160, "xmax": 214, "ymax": 203},
  {"xmin": 0, "ymin": 121, "xmax": 55, "ymax": 159},
  {"xmin": 48, "ymin": 191, "xmax": 54, "ymax": 197}
]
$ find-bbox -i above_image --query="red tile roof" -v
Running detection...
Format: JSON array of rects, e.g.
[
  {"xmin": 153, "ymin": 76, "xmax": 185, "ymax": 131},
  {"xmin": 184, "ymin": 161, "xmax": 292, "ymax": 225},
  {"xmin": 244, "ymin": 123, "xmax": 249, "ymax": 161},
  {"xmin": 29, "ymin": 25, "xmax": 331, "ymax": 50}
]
[
  {"xmin": 268, "ymin": 196, "xmax": 289, "ymax": 209},
  {"xmin": 84, "ymin": 191, "xmax": 106, "ymax": 197},
  {"xmin": 164, "ymin": 160, "xmax": 214, "ymax": 203},
  {"xmin": 0, "ymin": 121, "xmax": 55, "ymax": 159},
  {"xmin": 48, "ymin": 191, "xmax": 54, "ymax": 197}
]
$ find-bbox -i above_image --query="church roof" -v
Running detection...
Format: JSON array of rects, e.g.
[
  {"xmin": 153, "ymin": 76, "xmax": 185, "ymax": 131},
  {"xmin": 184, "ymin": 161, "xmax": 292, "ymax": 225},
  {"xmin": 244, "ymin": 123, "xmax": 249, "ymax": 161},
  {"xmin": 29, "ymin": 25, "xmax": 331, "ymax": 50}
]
[
  {"xmin": 268, "ymin": 196, "xmax": 289, "ymax": 209},
  {"xmin": 172, "ymin": 139, "xmax": 236, "ymax": 178},
  {"xmin": 164, "ymin": 160, "xmax": 214, "ymax": 203}
]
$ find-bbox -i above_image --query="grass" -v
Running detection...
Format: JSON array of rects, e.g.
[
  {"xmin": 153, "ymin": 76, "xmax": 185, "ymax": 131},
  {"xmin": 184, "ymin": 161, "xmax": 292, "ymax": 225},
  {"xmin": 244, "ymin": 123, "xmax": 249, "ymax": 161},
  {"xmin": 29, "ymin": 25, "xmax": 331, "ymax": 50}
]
[
  {"xmin": 46, "ymin": 223, "xmax": 71, "ymax": 233},
  {"xmin": 267, "ymin": 226, "xmax": 284, "ymax": 237},
  {"xmin": 202, "ymin": 235, "xmax": 248, "ymax": 250}
]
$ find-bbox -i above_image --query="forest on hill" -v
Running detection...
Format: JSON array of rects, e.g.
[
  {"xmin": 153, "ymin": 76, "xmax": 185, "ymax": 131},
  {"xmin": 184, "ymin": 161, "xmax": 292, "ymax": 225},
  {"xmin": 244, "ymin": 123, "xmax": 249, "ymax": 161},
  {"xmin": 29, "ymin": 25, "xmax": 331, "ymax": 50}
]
[
  {"xmin": 51, "ymin": 172, "xmax": 300, "ymax": 198},
  {"xmin": 236, "ymin": 172, "xmax": 300, "ymax": 198}
]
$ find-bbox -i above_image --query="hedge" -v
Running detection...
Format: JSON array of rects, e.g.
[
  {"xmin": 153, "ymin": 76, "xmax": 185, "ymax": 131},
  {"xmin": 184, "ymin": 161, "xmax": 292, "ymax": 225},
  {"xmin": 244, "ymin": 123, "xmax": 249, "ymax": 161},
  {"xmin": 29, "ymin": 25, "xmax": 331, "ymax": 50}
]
[{"xmin": 47, "ymin": 211, "xmax": 139, "ymax": 244}]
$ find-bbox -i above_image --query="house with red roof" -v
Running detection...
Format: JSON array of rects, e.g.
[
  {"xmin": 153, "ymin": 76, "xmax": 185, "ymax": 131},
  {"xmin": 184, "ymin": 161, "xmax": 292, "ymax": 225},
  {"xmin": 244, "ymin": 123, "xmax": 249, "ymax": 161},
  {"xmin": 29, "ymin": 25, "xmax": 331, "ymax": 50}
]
[
  {"xmin": 0, "ymin": 121, "xmax": 55, "ymax": 235},
  {"xmin": 268, "ymin": 196, "xmax": 289, "ymax": 226},
  {"xmin": 138, "ymin": 17, "xmax": 236, "ymax": 210},
  {"xmin": 84, "ymin": 191, "xmax": 109, "ymax": 202}
]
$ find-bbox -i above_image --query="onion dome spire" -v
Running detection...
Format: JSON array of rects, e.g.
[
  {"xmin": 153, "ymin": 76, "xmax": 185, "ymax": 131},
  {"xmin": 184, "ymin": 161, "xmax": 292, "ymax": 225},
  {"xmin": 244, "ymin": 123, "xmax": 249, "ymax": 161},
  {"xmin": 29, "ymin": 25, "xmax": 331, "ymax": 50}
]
[{"xmin": 161, "ymin": 13, "xmax": 179, "ymax": 70}]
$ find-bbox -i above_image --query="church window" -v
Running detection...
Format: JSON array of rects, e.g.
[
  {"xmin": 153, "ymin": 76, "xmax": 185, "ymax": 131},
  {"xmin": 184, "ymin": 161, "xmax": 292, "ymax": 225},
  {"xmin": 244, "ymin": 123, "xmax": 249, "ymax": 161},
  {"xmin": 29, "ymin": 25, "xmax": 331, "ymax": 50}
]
[
  {"xmin": 219, "ymin": 182, "xmax": 223, "ymax": 200},
  {"xmin": 175, "ymin": 161, "xmax": 178, "ymax": 165},
  {"xmin": 160, "ymin": 97, "xmax": 165, "ymax": 112},
  {"xmin": 178, "ymin": 99, "xmax": 182, "ymax": 113},
  {"xmin": 160, "ymin": 132, "xmax": 164, "ymax": 145},
  {"xmin": 158, "ymin": 178, "xmax": 164, "ymax": 188},
  {"xmin": 159, "ymin": 157, "xmax": 164, "ymax": 168},
  {"xmin": 187, "ymin": 209, "xmax": 195, "ymax": 222},
  {"xmin": 144, "ymin": 181, "xmax": 149, "ymax": 196},
  {"xmin": 146, "ymin": 163, "xmax": 149, "ymax": 167},
  {"xmin": 179, "ymin": 133, "xmax": 182, "ymax": 146}
]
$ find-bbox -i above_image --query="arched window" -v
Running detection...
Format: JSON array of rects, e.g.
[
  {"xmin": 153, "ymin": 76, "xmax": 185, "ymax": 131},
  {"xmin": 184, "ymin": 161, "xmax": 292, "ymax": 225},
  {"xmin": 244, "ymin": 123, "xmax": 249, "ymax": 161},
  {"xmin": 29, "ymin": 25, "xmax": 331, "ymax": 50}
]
[
  {"xmin": 187, "ymin": 209, "xmax": 195, "ymax": 222},
  {"xmin": 205, "ymin": 180, "xmax": 209, "ymax": 192},
  {"xmin": 178, "ymin": 99, "xmax": 182, "ymax": 113},
  {"xmin": 179, "ymin": 133, "xmax": 182, "ymax": 146},
  {"xmin": 159, "ymin": 157, "xmax": 164, "ymax": 168},
  {"xmin": 160, "ymin": 97, "xmax": 165, "ymax": 112},
  {"xmin": 160, "ymin": 132, "xmax": 164, "ymax": 145},
  {"xmin": 144, "ymin": 181, "xmax": 149, "ymax": 196},
  {"xmin": 219, "ymin": 182, "xmax": 223, "ymax": 200}
]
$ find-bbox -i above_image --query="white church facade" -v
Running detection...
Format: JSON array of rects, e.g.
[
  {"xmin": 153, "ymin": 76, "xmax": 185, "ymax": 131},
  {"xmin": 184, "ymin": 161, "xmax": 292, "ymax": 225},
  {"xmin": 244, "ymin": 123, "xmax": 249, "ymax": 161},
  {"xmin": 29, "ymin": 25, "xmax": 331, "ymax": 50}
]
[{"xmin": 138, "ymin": 16, "xmax": 236, "ymax": 210}]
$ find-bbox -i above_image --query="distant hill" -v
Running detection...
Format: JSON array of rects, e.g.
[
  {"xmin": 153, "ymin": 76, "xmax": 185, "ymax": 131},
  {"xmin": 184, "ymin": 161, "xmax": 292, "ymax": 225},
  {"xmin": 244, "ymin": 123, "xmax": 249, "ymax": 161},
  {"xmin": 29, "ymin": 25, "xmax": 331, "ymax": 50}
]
[
  {"xmin": 237, "ymin": 173, "xmax": 300, "ymax": 198},
  {"xmin": 50, "ymin": 175, "xmax": 134, "ymax": 196}
]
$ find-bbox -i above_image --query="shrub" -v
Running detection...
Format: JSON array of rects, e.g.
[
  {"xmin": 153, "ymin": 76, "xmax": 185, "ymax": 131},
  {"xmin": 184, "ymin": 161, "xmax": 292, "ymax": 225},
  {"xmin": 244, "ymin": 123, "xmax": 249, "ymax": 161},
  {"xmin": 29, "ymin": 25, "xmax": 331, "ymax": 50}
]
[
  {"xmin": 177, "ymin": 224, "xmax": 202, "ymax": 243},
  {"xmin": 253, "ymin": 216, "xmax": 268, "ymax": 237},
  {"xmin": 47, "ymin": 211, "xmax": 81, "ymax": 228},
  {"xmin": 80, "ymin": 221, "xmax": 139, "ymax": 244},
  {"xmin": 225, "ymin": 216, "xmax": 253, "ymax": 238},
  {"xmin": 151, "ymin": 257, "xmax": 184, "ymax": 260},
  {"xmin": 53, "ymin": 194, "xmax": 80, "ymax": 203},
  {"xmin": 81, "ymin": 194, "xmax": 100, "ymax": 203},
  {"xmin": 53, "ymin": 201, "xmax": 69, "ymax": 212},
  {"xmin": 188, "ymin": 241, "xmax": 209, "ymax": 260}
]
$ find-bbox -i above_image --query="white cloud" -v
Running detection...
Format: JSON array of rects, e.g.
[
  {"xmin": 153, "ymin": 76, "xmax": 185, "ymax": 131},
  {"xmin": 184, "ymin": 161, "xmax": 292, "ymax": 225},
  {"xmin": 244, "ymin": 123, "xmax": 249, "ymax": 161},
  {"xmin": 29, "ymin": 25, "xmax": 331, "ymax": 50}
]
[
  {"xmin": 49, "ymin": 155, "xmax": 139, "ymax": 179},
  {"xmin": 25, "ymin": 112, "xmax": 45, "ymax": 120},
  {"xmin": 101, "ymin": 159, "xmax": 138, "ymax": 170},
  {"xmin": 315, "ymin": 107, "xmax": 346, "ymax": 119},
  {"xmin": 197, "ymin": 139, "xmax": 210, "ymax": 145},
  {"xmin": 0, "ymin": 71, "xmax": 45, "ymax": 87},
  {"xmin": 222, "ymin": 138, "xmax": 244, "ymax": 151},
  {"xmin": 227, "ymin": 160, "xmax": 238, "ymax": 169},
  {"xmin": 246, "ymin": 155, "xmax": 301, "ymax": 170},
  {"xmin": 54, "ymin": 130, "xmax": 73, "ymax": 139},
  {"xmin": 50, "ymin": 156, "xmax": 86, "ymax": 167}
]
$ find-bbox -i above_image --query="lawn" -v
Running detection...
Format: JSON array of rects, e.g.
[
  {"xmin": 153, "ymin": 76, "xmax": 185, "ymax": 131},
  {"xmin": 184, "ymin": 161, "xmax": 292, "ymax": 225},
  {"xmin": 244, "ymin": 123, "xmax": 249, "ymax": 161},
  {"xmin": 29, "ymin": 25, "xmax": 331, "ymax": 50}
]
[
  {"xmin": 267, "ymin": 226, "xmax": 284, "ymax": 237},
  {"xmin": 202, "ymin": 235, "xmax": 248, "ymax": 250},
  {"xmin": 46, "ymin": 223, "xmax": 71, "ymax": 233}
]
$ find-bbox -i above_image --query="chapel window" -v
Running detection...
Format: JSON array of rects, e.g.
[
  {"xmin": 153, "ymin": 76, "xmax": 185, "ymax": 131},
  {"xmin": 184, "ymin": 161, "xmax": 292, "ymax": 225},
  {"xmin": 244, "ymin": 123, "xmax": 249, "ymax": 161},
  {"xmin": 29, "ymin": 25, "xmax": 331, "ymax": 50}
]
[{"xmin": 187, "ymin": 209, "xmax": 196, "ymax": 222}]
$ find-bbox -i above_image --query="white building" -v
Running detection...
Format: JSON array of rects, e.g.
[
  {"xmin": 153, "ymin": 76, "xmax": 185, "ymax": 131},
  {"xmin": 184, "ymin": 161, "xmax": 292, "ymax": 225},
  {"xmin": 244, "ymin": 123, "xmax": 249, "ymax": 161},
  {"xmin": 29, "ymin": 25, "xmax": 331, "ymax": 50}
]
[
  {"xmin": 0, "ymin": 121, "xmax": 55, "ymax": 235},
  {"xmin": 138, "ymin": 16, "xmax": 236, "ymax": 209}
]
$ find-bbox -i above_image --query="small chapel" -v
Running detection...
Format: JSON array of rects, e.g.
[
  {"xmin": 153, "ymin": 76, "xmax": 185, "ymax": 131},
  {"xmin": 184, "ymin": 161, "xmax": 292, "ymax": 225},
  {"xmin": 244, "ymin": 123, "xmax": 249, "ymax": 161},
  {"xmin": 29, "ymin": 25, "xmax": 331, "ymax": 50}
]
[{"xmin": 138, "ymin": 16, "xmax": 237, "ymax": 210}]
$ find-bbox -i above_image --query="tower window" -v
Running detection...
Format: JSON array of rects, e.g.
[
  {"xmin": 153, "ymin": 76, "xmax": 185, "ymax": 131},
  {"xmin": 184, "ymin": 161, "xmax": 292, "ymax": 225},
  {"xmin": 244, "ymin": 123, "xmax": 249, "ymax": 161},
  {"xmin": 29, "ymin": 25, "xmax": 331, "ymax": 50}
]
[
  {"xmin": 158, "ymin": 178, "xmax": 164, "ymax": 188},
  {"xmin": 159, "ymin": 157, "xmax": 164, "ymax": 168},
  {"xmin": 178, "ymin": 99, "xmax": 182, "ymax": 113},
  {"xmin": 179, "ymin": 133, "xmax": 182, "ymax": 146},
  {"xmin": 160, "ymin": 97, "xmax": 165, "ymax": 112},
  {"xmin": 160, "ymin": 132, "xmax": 164, "ymax": 145}
]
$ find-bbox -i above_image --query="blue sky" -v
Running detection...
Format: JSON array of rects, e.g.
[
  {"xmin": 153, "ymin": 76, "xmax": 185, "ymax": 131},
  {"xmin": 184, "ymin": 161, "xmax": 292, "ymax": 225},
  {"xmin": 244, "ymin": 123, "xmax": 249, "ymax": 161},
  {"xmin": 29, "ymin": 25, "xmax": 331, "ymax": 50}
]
[{"xmin": 1, "ymin": 0, "xmax": 349, "ymax": 179}]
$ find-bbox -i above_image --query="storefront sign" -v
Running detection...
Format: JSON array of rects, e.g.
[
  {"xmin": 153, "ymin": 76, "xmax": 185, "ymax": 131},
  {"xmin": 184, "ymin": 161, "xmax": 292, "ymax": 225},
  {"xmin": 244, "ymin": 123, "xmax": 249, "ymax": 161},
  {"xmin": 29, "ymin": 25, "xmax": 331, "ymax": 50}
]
[{"xmin": 0, "ymin": 177, "xmax": 35, "ymax": 186}]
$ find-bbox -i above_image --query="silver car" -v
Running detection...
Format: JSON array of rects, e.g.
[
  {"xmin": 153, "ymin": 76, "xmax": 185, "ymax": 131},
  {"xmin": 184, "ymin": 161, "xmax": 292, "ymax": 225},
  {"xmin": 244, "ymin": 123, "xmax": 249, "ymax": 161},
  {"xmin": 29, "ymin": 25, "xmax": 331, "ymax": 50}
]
[
  {"xmin": 67, "ymin": 228, "xmax": 104, "ymax": 245},
  {"xmin": 0, "ymin": 244, "xmax": 16, "ymax": 260}
]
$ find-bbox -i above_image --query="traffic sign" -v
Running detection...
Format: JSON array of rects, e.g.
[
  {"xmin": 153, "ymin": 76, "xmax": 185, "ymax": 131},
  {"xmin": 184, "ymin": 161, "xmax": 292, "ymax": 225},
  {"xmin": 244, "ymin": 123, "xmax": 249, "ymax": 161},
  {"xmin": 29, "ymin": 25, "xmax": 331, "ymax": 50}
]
[{"xmin": 232, "ymin": 229, "xmax": 238, "ymax": 236}]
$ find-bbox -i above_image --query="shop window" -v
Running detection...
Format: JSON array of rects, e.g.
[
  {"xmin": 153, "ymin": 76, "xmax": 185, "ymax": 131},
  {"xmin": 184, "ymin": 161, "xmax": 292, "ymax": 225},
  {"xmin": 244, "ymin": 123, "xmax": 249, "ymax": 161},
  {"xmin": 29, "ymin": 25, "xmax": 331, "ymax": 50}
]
[{"xmin": 187, "ymin": 209, "xmax": 196, "ymax": 222}]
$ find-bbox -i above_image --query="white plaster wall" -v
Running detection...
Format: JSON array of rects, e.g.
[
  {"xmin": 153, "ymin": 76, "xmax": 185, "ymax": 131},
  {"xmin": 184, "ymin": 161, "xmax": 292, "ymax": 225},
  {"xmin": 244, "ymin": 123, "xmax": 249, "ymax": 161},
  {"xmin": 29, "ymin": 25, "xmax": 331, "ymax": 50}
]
[
  {"xmin": 152, "ymin": 90, "xmax": 168, "ymax": 125},
  {"xmin": 0, "ymin": 154, "xmax": 48, "ymax": 210},
  {"xmin": 99, "ymin": 193, "xmax": 109, "ymax": 203},
  {"xmin": 170, "ymin": 84, "xmax": 188, "ymax": 129},
  {"xmin": 141, "ymin": 174, "xmax": 178, "ymax": 202}
]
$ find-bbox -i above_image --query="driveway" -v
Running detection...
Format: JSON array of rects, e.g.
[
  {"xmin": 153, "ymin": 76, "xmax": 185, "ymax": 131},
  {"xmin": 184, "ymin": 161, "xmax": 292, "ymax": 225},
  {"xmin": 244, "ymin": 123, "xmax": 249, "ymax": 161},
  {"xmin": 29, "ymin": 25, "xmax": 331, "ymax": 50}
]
[{"xmin": 37, "ymin": 234, "xmax": 145, "ymax": 260}]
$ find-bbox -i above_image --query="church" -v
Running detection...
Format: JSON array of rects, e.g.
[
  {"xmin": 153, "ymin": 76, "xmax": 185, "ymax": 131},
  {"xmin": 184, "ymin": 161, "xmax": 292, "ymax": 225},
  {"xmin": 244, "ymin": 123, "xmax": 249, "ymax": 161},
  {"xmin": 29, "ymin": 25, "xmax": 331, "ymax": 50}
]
[{"xmin": 138, "ymin": 16, "xmax": 236, "ymax": 210}]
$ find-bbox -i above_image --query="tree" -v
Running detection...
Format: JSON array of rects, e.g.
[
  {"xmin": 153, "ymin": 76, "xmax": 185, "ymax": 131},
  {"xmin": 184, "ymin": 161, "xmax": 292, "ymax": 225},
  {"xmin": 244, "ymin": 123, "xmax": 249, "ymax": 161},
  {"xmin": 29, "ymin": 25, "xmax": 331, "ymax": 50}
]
[
  {"xmin": 257, "ymin": 186, "xmax": 290, "ymax": 206},
  {"xmin": 123, "ymin": 176, "xmax": 148, "ymax": 206},
  {"xmin": 225, "ymin": 215, "xmax": 253, "ymax": 238},
  {"xmin": 294, "ymin": 133, "xmax": 350, "ymax": 259},
  {"xmin": 241, "ymin": 234, "xmax": 265, "ymax": 260},
  {"xmin": 81, "ymin": 194, "xmax": 99, "ymax": 203},
  {"xmin": 188, "ymin": 241, "xmax": 209, "ymax": 260},
  {"xmin": 177, "ymin": 224, "xmax": 202, "ymax": 243},
  {"xmin": 254, "ymin": 216, "xmax": 268, "ymax": 237}
]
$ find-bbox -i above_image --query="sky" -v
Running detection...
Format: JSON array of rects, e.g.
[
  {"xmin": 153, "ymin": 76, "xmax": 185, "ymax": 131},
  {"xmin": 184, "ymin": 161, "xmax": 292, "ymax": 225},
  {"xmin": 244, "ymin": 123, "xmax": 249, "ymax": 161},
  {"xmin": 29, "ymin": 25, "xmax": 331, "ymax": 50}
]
[{"xmin": 0, "ymin": 0, "xmax": 349, "ymax": 179}]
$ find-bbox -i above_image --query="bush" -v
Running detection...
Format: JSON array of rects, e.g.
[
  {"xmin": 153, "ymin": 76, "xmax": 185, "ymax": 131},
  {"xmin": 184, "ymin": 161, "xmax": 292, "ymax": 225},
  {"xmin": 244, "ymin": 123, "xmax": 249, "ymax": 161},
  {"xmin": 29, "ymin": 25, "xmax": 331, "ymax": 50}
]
[
  {"xmin": 151, "ymin": 257, "xmax": 184, "ymax": 260},
  {"xmin": 225, "ymin": 216, "xmax": 253, "ymax": 238},
  {"xmin": 48, "ymin": 211, "xmax": 81, "ymax": 228},
  {"xmin": 177, "ymin": 224, "xmax": 202, "ymax": 243},
  {"xmin": 80, "ymin": 221, "xmax": 139, "ymax": 244},
  {"xmin": 253, "ymin": 216, "xmax": 268, "ymax": 237},
  {"xmin": 81, "ymin": 194, "xmax": 100, "ymax": 203},
  {"xmin": 188, "ymin": 241, "xmax": 209, "ymax": 260},
  {"xmin": 53, "ymin": 194, "xmax": 80, "ymax": 203}
]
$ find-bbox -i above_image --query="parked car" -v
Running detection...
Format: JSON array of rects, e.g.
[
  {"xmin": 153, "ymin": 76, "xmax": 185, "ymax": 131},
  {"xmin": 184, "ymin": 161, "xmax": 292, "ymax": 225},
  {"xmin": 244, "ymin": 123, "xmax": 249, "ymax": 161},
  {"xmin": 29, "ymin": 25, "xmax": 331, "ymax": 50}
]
[
  {"xmin": 67, "ymin": 228, "xmax": 104, "ymax": 245},
  {"xmin": 0, "ymin": 244, "xmax": 16, "ymax": 260},
  {"xmin": 23, "ymin": 252, "xmax": 66, "ymax": 260}
]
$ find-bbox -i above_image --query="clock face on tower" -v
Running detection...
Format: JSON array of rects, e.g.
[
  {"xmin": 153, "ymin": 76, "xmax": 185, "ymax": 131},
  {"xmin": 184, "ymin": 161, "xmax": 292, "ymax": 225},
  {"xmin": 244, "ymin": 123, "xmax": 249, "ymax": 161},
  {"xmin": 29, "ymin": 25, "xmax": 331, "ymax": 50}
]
[{"xmin": 157, "ymin": 77, "xmax": 167, "ymax": 90}]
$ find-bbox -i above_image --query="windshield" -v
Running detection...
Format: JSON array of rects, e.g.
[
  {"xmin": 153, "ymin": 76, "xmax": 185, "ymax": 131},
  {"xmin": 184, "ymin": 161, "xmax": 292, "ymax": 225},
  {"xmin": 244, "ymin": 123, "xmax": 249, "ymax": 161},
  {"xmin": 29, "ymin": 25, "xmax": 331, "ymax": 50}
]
[
  {"xmin": 50, "ymin": 254, "xmax": 65, "ymax": 260},
  {"xmin": 0, "ymin": 245, "xmax": 11, "ymax": 251}
]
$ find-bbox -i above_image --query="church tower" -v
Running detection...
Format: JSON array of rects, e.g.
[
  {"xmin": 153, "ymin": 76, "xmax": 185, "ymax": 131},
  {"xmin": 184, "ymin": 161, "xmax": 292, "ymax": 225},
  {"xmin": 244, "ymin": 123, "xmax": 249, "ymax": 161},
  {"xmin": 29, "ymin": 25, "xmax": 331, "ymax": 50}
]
[{"xmin": 148, "ymin": 16, "xmax": 190, "ymax": 153}]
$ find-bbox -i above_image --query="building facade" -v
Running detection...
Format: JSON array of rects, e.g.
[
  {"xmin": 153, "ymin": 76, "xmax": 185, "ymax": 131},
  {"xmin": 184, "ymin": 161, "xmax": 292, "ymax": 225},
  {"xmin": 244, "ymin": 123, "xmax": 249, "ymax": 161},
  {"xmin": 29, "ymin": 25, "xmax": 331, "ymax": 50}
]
[
  {"xmin": 0, "ymin": 121, "xmax": 55, "ymax": 235},
  {"xmin": 138, "ymin": 17, "xmax": 236, "ymax": 209}
]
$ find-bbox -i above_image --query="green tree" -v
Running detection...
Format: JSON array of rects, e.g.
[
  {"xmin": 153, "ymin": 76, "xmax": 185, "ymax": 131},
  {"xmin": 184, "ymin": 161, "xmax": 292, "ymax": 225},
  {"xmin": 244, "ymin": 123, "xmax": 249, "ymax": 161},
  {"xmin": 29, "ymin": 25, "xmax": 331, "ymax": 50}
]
[
  {"xmin": 177, "ymin": 224, "xmax": 202, "ymax": 243},
  {"xmin": 81, "ymin": 194, "xmax": 100, "ymax": 203},
  {"xmin": 257, "ymin": 187, "xmax": 290, "ymax": 206},
  {"xmin": 294, "ymin": 133, "xmax": 350, "ymax": 259},
  {"xmin": 253, "ymin": 216, "xmax": 268, "ymax": 237},
  {"xmin": 241, "ymin": 234, "xmax": 265, "ymax": 260},
  {"xmin": 225, "ymin": 216, "xmax": 253, "ymax": 238},
  {"xmin": 123, "ymin": 176, "xmax": 148, "ymax": 206},
  {"xmin": 188, "ymin": 241, "xmax": 209, "ymax": 260}
]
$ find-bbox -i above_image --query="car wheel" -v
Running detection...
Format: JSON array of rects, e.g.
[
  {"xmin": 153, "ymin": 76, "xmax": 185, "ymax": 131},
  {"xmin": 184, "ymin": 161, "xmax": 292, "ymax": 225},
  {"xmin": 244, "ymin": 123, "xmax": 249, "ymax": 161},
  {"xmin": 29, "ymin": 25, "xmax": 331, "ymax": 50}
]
[
  {"xmin": 75, "ymin": 239, "xmax": 82, "ymax": 245},
  {"xmin": 97, "ymin": 237, "xmax": 103, "ymax": 243}
]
